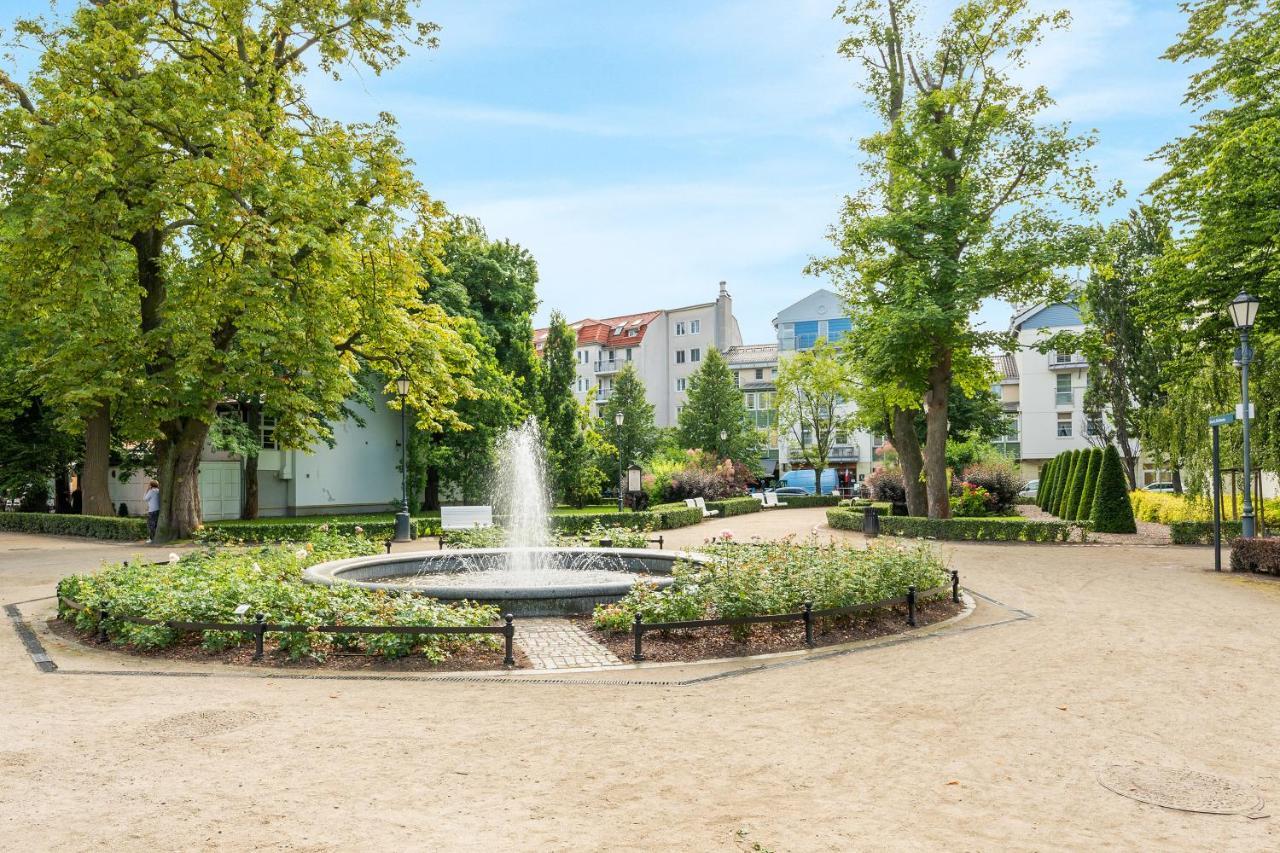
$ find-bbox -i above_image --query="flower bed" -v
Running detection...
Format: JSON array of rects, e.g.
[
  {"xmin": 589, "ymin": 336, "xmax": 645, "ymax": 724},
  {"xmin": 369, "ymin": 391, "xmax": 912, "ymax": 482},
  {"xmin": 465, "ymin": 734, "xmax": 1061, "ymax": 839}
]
[
  {"xmin": 592, "ymin": 540, "xmax": 950, "ymax": 634},
  {"xmin": 0, "ymin": 512, "xmax": 147, "ymax": 541},
  {"xmin": 57, "ymin": 534, "xmax": 502, "ymax": 663}
]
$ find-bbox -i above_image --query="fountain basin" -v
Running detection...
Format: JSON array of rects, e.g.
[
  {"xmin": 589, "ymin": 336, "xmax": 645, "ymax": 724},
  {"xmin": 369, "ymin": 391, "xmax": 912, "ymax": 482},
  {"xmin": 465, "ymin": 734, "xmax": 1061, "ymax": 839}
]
[{"xmin": 303, "ymin": 547, "xmax": 705, "ymax": 616}]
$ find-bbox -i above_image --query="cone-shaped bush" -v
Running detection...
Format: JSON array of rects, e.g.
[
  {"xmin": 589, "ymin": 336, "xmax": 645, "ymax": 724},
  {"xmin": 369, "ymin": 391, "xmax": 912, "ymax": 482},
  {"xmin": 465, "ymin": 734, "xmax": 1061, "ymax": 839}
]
[
  {"xmin": 1042, "ymin": 454, "xmax": 1059, "ymax": 512},
  {"xmin": 1038, "ymin": 459, "xmax": 1054, "ymax": 510},
  {"xmin": 1077, "ymin": 449, "xmax": 1102, "ymax": 521},
  {"xmin": 1058, "ymin": 451, "xmax": 1080, "ymax": 518},
  {"xmin": 1090, "ymin": 445, "xmax": 1137, "ymax": 533},
  {"xmin": 1065, "ymin": 450, "xmax": 1090, "ymax": 520},
  {"xmin": 1051, "ymin": 451, "xmax": 1074, "ymax": 516}
]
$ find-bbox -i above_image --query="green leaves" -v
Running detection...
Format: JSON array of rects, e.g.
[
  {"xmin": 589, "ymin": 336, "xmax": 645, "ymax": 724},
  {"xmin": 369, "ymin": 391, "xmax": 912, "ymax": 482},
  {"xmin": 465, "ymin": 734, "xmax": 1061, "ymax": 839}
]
[{"xmin": 677, "ymin": 347, "xmax": 762, "ymax": 468}]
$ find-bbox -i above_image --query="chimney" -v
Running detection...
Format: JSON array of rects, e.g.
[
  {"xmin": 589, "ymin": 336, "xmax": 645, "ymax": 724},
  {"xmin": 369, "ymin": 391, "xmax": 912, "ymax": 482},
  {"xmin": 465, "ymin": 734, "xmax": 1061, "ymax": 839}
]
[{"xmin": 715, "ymin": 281, "xmax": 732, "ymax": 351}]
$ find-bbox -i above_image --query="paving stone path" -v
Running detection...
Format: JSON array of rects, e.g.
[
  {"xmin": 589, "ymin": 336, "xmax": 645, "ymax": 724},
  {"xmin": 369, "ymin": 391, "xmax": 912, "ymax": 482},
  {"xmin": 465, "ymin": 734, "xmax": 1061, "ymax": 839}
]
[{"xmin": 516, "ymin": 617, "xmax": 622, "ymax": 669}]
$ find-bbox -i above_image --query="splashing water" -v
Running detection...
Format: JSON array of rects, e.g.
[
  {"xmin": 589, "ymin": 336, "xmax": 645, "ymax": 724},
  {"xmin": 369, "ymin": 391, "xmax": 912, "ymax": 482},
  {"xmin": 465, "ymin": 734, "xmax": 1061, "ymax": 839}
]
[{"xmin": 491, "ymin": 417, "xmax": 551, "ymax": 575}]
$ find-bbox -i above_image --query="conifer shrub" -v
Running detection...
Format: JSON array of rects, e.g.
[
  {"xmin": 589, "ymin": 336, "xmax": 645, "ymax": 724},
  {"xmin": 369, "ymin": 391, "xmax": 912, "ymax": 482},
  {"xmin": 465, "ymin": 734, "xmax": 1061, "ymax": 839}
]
[
  {"xmin": 1077, "ymin": 448, "xmax": 1102, "ymax": 522},
  {"xmin": 1090, "ymin": 445, "xmax": 1137, "ymax": 533}
]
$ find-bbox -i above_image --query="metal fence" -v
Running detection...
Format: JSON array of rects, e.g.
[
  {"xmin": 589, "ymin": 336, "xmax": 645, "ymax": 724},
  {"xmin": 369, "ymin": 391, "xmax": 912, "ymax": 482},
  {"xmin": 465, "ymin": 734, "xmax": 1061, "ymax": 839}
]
[{"xmin": 630, "ymin": 570, "xmax": 961, "ymax": 661}]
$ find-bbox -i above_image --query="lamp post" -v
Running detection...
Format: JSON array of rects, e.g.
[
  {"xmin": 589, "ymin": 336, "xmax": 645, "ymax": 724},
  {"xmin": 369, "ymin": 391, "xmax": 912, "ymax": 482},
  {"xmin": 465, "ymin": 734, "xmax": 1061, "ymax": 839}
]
[
  {"xmin": 394, "ymin": 374, "xmax": 412, "ymax": 542},
  {"xmin": 1229, "ymin": 291, "xmax": 1260, "ymax": 538},
  {"xmin": 614, "ymin": 411, "xmax": 625, "ymax": 511},
  {"xmin": 718, "ymin": 429, "xmax": 728, "ymax": 459}
]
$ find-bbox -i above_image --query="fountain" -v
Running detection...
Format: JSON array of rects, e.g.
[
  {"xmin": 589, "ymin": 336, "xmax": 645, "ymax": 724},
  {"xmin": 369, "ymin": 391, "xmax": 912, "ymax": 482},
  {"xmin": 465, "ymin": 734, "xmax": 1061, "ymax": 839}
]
[{"xmin": 304, "ymin": 418, "xmax": 700, "ymax": 615}]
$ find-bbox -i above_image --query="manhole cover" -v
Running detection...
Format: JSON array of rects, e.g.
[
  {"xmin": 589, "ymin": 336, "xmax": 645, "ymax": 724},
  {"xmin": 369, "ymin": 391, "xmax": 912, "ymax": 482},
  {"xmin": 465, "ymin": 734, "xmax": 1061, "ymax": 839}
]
[{"xmin": 1098, "ymin": 762, "xmax": 1264, "ymax": 815}]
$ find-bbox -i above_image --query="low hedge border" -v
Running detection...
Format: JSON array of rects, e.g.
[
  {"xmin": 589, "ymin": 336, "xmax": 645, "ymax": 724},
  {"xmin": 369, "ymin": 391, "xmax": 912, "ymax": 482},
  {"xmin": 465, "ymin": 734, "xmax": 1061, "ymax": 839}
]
[
  {"xmin": 774, "ymin": 494, "xmax": 841, "ymax": 509},
  {"xmin": 0, "ymin": 512, "xmax": 147, "ymax": 541},
  {"xmin": 825, "ymin": 508, "xmax": 1084, "ymax": 542},
  {"xmin": 647, "ymin": 503, "xmax": 709, "ymax": 529},
  {"xmin": 206, "ymin": 517, "xmax": 442, "ymax": 543},
  {"xmin": 705, "ymin": 496, "xmax": 763, "ymax": 518},
  {"xmin": 1170, "ymin": 520, "xmax": 1244, "ymax": 545}
]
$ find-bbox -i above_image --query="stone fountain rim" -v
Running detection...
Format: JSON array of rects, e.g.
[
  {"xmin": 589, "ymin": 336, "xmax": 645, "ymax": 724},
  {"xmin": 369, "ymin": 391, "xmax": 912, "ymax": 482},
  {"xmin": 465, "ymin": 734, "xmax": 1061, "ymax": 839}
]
[{"xmin": 302, "ymin": 546, "xmax": 710, "ymax": 600}]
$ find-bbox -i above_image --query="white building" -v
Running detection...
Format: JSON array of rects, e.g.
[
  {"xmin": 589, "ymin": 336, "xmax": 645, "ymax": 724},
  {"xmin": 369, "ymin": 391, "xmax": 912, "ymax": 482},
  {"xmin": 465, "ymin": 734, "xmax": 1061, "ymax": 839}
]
[
  {"xmin": 724, "ymin": 342, "xmax": 781, "ymax": 479},
  {"xmin": 773, "ymin": 288, "xmax": 877, "ymax": 491},
  {"xmin": 533, "ymin": 282, "xmax": 743, "ymax": 427},
  {"xmin": 109, "ymin": 396, "xmax": 403, "ymax": 520}
]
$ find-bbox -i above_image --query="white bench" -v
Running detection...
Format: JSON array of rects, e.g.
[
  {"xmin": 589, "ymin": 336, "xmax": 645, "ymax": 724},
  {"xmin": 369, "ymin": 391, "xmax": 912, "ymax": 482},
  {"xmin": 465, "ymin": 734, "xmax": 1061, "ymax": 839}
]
[
  {"xmin": 440, "ymin": 506, "xmax": 493, "ymax": 544},
  {"xmin": 762, "ymin": 491, "xmax": 788, "ymax": 508},
  {"xmin": 684, "ymin": 497, "xmax": 720, "ymax": 518}
]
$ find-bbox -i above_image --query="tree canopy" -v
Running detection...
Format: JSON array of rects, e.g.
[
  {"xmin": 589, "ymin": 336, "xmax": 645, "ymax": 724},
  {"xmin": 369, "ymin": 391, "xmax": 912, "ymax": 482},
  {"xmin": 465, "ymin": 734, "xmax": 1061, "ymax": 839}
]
[{"xmin": 677, "ymin": 348, "xmax": 762, "ymax": 469}]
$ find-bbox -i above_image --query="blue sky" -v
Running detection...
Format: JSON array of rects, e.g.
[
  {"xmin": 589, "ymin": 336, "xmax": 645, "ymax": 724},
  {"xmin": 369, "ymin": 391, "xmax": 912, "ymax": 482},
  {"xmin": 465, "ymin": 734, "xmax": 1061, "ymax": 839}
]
[{"xmin": 2, "ymin": 0, "xmax": 1200, "ymax": 344}]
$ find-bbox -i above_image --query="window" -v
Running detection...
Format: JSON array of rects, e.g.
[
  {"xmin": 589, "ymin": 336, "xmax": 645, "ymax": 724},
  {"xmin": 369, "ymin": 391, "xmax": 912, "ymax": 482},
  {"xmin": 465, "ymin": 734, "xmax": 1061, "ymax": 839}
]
[
  {"xmin": 676, "ymin": 350, "xmax": 686, "ymax": 364},
  {"xmin": 1056, "ymin": 412, "xmax": 1072, "ymax": 437},
  {"xmin": 691, "ymin": 348, "xmax": 701, "ymax": 362},
  {"xmin": 794, "ymin": 320, "xmax": 819, "ymax": 350},
  {"xmin": 626, "ymin": 348, "xmax": 633, "ymax": 361},
  {"xmin": 734, "ymin": 373, "xmax": 740, "ymax": 387},
  {"xmin": 1055, "ymin": 374, "xmax": 1073, "ymax": 406},
  {"xmin": 745, "ymin": 393, "xmax": 755, "ymax": 410},
  {"xmin": 260, "ymin": 416, "xmax": 278, "ymax": 450},
  {"xmin": 675, "ymin": 321, "xmax": 686, "ymax": 336},
  {"xmin": 1086, "ymin": 416, "xmax": 1103, "ymax": 437},
  {"xmin": 613, "ymin": 326, "xmax": 623, "ymax": 335},
  {"xmin": 690, "ymin": 319, "xmax": 701, "ymax": 334},
  {"xmin": 627, "ymin": 328, "xmax": 637, "ymax": 337},
  {"xmin": 771, "ymin": 368, "xmax": 777, "ymax": 377},
  {"xmin": 827, "ymin": 317, "xmax": 852, "ymax": 342},
  {"xmin": 755, "ymin": 368, "xmax": 764, "ymax": 380},
  {"xmin": 608, "ymin": 350, "xmax": 615, "ymax": 362},
  {"xmin": 676, "ymin": 378, "xmax": 686, "ymax": 392},
  {"xmin": 1054, "ymin": 351, "xmax": 1074, "ymax": 364}
]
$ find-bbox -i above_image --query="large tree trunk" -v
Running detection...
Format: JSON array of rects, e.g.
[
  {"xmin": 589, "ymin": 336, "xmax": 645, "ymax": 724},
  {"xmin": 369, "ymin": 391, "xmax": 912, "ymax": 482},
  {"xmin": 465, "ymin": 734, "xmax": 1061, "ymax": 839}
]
[
  {"xmin": 1171, "ymin": 465, "xmax": 1183, "ymax": 496},
  {"xmin": 242, "ymin": 400, "xmax": 261, "ymax": 519},
  {"xmin": 154, "ymin": 417, "xmax": 210, "ymax": 542},
  {"xmin": 423, "ymin": 466, "xmax": 441, "ymax": 511},
  {"xmin": 891, "ymin": 406, "xmax": 927, "ymax": 516},
  {"xmin": 81, "ymin": 403, "xmax": 114, "ymax": 516},
  {"xmin": 924, "ymin": 354, "xmax": 952, "ymax": 519},
  {"xmin": 814, "ymin": 464, "xmax": 826, "ymax": 497}
]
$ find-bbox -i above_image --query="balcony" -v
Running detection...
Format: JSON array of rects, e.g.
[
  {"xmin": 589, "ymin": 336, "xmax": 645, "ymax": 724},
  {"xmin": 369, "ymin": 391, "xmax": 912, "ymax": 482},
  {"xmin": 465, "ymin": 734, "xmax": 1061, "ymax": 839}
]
[
  {"xmin": 594, "ymin": 388, "xmax": 612, "ymax": 402},
  {"xmin": 1048, "ymin": 352, "xmax": 1087, "ymax": 370},
  {"xmin": 748, "ymin": 410, "xmax": 776, "ymax": 429},
  {"xmin": 594, "ymin": 360, "xmax": 623, "ymax": 374},
  {"xmin": 788, "ymin": 444, "xmax": 860, "ymax": 462}
]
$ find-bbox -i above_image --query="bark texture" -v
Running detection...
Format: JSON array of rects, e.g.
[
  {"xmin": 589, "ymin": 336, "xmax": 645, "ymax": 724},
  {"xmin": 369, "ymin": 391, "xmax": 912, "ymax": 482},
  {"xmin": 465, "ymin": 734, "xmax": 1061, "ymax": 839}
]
[
  {"xmin": 891, "ymin": 406, "xmax": 928, "ymax": 516},
  {"xmin": 81, "ymin": 403, "xmax": 114, "ymax": 516}
]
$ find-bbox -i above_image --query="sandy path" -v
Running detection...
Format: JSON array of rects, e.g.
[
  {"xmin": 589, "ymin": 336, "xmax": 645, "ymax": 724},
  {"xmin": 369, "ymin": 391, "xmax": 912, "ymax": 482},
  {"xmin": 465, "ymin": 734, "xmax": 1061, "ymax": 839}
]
[{"xmin": 2, "ymin": 518, "xmax": 1278, "ymax": 851}]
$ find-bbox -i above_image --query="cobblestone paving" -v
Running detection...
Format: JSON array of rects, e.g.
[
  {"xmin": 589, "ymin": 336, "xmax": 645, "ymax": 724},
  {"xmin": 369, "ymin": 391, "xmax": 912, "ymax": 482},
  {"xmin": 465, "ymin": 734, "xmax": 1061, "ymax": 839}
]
[{"xmin": 516, "ymin": 617, "xmax": 622, "ymax": 669}]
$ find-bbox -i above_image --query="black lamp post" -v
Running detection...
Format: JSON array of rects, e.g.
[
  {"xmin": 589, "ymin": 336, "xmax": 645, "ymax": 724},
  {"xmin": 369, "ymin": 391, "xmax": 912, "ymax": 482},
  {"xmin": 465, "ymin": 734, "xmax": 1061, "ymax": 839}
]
[
  {"xmin": 718, "ymin": 429, "xmax": 728, "ymax": 459},
  {"xmin": 1229, "ymin": 291, "xmax": 1261, "ymax": 538},
  {"xmin": 615, "ymin": 411, "xmax": 625, "ymax": 511},
  {"xmin": 394, "ymin": 374, "xmax": 412, "ymax": 542}
]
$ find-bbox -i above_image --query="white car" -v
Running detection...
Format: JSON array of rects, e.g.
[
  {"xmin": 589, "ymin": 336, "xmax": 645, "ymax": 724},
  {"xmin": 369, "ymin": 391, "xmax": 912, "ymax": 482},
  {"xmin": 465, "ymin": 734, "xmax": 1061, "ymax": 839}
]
[
  {"xmin": 1018, "ymin": 479, "xmax": 1039, "ymax": 498},
  {"xmin": 1143, "ymin": 482, "xmax": 1176, "ymax": 493}
]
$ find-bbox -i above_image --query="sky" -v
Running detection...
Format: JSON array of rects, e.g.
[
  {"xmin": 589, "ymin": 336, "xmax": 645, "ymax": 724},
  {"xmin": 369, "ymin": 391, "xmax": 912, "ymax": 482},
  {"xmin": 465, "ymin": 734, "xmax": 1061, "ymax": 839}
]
[{"xmin": 1, "ymin": 0, "xmax": 1201, "ymax": 344}]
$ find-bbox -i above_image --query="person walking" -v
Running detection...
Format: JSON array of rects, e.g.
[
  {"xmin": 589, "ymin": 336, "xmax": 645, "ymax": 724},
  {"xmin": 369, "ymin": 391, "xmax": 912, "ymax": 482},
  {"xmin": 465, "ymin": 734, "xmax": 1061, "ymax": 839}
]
[{"xmin": 144, "ymin": 479, "xmax": 161, "ymax": 543}]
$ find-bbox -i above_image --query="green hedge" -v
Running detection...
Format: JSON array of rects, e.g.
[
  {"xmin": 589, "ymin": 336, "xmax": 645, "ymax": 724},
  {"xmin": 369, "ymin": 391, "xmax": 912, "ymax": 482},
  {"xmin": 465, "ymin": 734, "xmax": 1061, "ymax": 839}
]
[
  {"xmin": 878, "ymin": 515, "xmax": 1082, "ymax": 542},
  {"xmin": 1170, "ymin": 521, "xmax": 1243, "ymax": 545},
  {"xmin": 0, "ymin": 512, "xmax": 147, "ymax": 541},
  {"xmin": 774, "ymin": 494, "xmax": 841, "ymax": 508},
  {"xmin": 648, "ymin": 503, "xmax": 708, "ymax": 529},
  {"xmin": 705, "ymin": 496, "xmax": 763, "ymax": 517},
  {"xmin": 825, "ymin": 507, "xmax": 862, "ymax": 531},
  {"xmin": 1090, "ymin": 445, "xmax": 1137, "ymax": 533},
  {"xmin": 206, "ymin": 517, "xmax": 441, "ymax": 543}
]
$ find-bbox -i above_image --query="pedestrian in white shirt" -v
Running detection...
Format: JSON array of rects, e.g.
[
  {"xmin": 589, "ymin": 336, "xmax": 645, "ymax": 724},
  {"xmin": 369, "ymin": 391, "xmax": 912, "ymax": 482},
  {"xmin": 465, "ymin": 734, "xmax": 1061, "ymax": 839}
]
[{"xmin": 144, "ymin": 479, "xmax": 161, "ymax": 543}]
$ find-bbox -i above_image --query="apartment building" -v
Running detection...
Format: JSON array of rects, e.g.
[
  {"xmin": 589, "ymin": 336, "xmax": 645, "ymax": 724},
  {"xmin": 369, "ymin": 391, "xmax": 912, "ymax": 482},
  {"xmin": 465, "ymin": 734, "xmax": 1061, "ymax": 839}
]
[
  {"xmin": 533, "ymin": 282, "xmax": 743, "ymax": 427},
  {"xmin": 773, "ymin": 288, "xmax": 876, "ymax": 490},
  {"xmin": 724, "ymin": 343, "xmax": 781, "ymax": 477}
]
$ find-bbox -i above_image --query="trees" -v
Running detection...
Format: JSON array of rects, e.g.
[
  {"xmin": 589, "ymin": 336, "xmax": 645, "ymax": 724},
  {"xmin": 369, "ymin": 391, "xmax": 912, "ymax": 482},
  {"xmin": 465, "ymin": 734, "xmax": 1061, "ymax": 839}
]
[
  {"xmin": 677, "ymin": 348, "xmax": 762, "ymax": 468},
  {"xmin": 819, "ymin": 0, "xmax": 1105, "ymax": 517},
  {"xmin": 414, "ymin": 218, "xmax": 539, "ymax": 509},
  {"xmin": 539, "ymin": 313, "xmax": 603, "ymax": 506},
  {"xmin": 0, "ymin": 1, "xmax": 476, "ymax": 540},
  {"xmin": 775, "ymin": 341, "xmax": 855, "ymax": 497},
  {"xmin": 1063, "ymin": 450, "xmax": 1087, "ymax": 521},
  {"xmin": 1077, "ymin": 448, "xmax": 1102, "ymax": 521},
  {"xmin": 600, "ymin": 364, "xmax": 659, "ymax": 478}
]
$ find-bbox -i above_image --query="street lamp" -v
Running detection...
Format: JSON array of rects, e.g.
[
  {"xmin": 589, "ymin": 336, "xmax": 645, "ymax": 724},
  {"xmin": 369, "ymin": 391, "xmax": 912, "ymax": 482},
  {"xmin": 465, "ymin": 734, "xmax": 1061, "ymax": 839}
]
[
  {"xmin": 394, "ymin": 374, "xmax": 412, "ymax": 542},
  {"xmin": 1229, "ymin": 292, "xmax": 1261, "ymax": 538},
  {"xmin": 614, "ymin": 411, "xmax": 626, "ymax": 511},
  {"xmin": 719, "ymin": 429, "xmax": 728, "ymax": 458}
]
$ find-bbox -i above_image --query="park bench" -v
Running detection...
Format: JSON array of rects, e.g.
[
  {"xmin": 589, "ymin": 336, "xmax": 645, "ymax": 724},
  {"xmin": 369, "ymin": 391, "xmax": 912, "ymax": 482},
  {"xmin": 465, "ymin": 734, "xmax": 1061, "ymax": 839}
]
[
  {"xmin": 686, "ymin": 494, "xmax": 716, "ymax": 514},
  {"xmin": 439, "ymin": 505, "xmax": 494, "ymax": 546},
  {"xmin": 761, "ymin": 491, "xmax": 788, "ymax": 508}
]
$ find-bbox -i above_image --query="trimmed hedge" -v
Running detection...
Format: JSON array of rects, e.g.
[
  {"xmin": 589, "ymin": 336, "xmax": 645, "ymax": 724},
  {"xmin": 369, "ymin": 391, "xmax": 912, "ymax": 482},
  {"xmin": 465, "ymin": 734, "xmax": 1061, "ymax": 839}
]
[
  {"xmin": 774, "ymin": 494, "xmax": 841, "ymax": 509},
  {"xmin": 825, "ymin": 507, "xmax": 861, "ymax": 531},
  {"xmin": 879, "ymin": 516, "xmax": 1083, "ymax": 542},
  {"xmin": 647, "ymin": 503, "xmax": 709, "ymax": 529},
  {"xmin": 1063, "ymin": 450, "xmax": 1086, "ymax": 520},
  {"xmin": 705, "ymin": 496, "xmax": 764, "ymax": 517},
  {"xmin": 1170, "ymin": 521, "xmax": 1243, "ymax": 545},
  {"xmin": 0, "ymin": 512, "xmax": 147, "ymax": 541},
  {"xmin": 1077, "ymin": 449, "xmax": 1102, "ymax": 522},
  {"xmin": 1037, "ymin": 459, "xmax": 1054, "ymax": 511},
  {"xmin": 1229, "ymin": 537, "xmax": 1280, "ymax": 574},
  {"xmin": 1089, "ymin": 445, "xmax": 1136, "ymax": 533},
  {"xmin": 207, "ymin": 517, "xmax": 441, "ymax": 543}
]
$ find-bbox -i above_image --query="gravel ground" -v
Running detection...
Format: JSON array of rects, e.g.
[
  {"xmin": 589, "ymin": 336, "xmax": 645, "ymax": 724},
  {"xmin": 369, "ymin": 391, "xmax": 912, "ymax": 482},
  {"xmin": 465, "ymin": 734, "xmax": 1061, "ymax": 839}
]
[
  {"xmin": 3, "ymin": 517, "xmax": 1279, "ymax": 851},
  {"xmin": 1017, "ymin": 502, "xmax": 1175, "ymax": 545}
]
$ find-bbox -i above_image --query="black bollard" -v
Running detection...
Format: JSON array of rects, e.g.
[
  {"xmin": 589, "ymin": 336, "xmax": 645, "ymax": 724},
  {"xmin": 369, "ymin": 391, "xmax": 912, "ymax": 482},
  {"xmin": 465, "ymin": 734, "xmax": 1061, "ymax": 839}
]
[
  {"xmin": 632, "ymin": 613, "xmax": 645, "ymax": 662},
  {"xmin": 951, "ymin": 570, "xmax": 960, "ymax": 603},
  {"xmin": 503, "ymin": 614, "xmax": 515, "ymax": 666},
  {"xmin": 253, "ymin": 613, "xmax": 266, "ymax": 660},
  {"xmin": 907, "ymin": 585, "xmax": 917, "ymax": 627},
  {"xmin": 803, "ymin": 601, "xmax": 814, "ymax": 647}
]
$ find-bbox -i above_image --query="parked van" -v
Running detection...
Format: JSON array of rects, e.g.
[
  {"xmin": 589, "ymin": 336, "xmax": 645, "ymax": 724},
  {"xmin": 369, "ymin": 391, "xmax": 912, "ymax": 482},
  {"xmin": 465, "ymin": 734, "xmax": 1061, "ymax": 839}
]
[{"xmin": 778, "ymin": 468, "xmax": 839, "ymax": 495}]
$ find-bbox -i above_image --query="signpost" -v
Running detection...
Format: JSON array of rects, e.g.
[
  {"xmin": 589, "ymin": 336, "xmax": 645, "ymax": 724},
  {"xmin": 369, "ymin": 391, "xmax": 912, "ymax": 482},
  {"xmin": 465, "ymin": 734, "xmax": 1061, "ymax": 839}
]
[{"xmin": 1209, "ymin": 412, "xmax": 1236, "ymax": 571}]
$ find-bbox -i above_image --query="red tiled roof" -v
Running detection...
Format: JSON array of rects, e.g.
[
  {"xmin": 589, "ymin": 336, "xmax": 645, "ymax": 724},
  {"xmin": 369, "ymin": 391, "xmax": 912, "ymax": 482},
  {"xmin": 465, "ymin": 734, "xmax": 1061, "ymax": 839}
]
[{"xmin": 534, "ymin": 310, "xmax": 662, "ymax": 353}]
